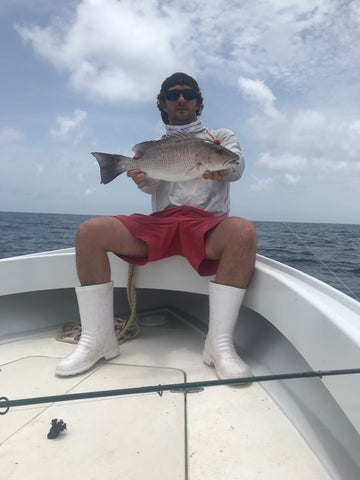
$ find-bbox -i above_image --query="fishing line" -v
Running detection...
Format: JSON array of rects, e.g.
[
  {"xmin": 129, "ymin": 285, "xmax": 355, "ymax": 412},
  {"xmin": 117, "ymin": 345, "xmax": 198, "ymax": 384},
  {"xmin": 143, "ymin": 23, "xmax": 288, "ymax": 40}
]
[
  {"xmin": 1, "ymin": 368, "xmax": 359, "ymax": 414},
  {"xmin": 283, "ymin": 222, "xmax": 359, "ymax": 301}
]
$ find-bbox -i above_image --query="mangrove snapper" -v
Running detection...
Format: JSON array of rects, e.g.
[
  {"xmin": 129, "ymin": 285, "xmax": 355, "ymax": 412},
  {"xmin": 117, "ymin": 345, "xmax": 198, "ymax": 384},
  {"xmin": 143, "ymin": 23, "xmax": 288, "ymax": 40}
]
[{"xmin": 92, "ymin": 132, "xmax": 239, "ymax": 184}]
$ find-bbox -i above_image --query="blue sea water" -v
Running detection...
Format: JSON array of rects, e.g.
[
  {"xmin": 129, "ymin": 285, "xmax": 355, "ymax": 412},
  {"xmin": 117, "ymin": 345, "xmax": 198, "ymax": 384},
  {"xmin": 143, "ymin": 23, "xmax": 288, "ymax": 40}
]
[{"xmin": 0, "ymin": 211, "xmax": 359, "ymax": 302}]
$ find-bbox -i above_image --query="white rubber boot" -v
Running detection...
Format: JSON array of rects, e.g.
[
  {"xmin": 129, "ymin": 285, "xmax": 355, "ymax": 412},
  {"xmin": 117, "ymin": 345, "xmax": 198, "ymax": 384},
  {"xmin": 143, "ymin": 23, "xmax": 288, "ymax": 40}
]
[
  {"xmin": 203, "ymin": 281, "xmax": 252, "ymax": 380},
  {"xmin": 55, "ymin": 281, "xmax": 119, "ymax": 376}
]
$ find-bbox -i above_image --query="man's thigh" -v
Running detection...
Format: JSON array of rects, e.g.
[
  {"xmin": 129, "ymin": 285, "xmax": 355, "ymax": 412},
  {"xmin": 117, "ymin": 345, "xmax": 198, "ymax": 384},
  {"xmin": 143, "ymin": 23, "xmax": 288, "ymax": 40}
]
[
  {"xmin": 77, "ymin": 216, "xmax": 149, "ymax": 258},
  {"xmin": 204, "ymin": 217, "xmax": 254, "ymax": 260}
]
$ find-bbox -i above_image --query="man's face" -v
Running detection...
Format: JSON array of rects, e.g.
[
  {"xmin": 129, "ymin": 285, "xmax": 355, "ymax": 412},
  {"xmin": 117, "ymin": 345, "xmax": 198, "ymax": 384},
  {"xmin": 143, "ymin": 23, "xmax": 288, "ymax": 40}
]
[{"xmin": 162, "ymin": 84, "xmax": 199, "ymax": 125}]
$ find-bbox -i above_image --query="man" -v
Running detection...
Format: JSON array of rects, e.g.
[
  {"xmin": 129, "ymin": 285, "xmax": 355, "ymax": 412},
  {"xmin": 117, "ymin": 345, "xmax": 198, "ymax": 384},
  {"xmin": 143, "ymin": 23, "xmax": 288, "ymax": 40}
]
[{"xmin": 56, "ymin": 73, "xmax": 257, "ymax": 379}]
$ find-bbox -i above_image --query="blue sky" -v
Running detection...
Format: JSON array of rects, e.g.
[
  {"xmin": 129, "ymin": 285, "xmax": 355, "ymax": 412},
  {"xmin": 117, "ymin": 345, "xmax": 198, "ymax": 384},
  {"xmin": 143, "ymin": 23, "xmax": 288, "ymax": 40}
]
[{"xmin": 1, "ymin": 0, "xmax": 359, "ymax": 223}]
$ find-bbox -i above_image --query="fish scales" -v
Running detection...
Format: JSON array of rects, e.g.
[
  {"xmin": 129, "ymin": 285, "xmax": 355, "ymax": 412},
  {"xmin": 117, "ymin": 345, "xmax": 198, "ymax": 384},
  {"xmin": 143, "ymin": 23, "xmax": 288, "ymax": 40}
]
[
  {"xmin": 92, "ymin": 132, "xmax": 239, "ymax": 184},
  {"xmin": 133, "ymin": 136, "xmax": 202, "ymax": 174}
]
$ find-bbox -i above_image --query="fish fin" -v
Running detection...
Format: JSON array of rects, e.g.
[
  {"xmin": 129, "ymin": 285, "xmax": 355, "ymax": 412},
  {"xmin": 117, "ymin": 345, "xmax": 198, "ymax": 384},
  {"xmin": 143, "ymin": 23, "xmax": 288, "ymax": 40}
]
[
  {"xmin": 132, "ymin": 132, "xmax": 196, "ymax": 154},
  {"xmin": 132, "ymin": 139, "xmax": 160, "ymax": 155},
  {"xmin": 161, "ymin": 131, "xmax": 198, "ymax": 144},
  {"xmin": 91, "ymin": 152, "xmax": 130, "ymax": 184},
  {"xmin": 162, "ymin": 131, "xmax": 195, "ymax": 140},
  {"xmin": 185, "ymin": 162, "xmax": 203, "ymax": 178}
]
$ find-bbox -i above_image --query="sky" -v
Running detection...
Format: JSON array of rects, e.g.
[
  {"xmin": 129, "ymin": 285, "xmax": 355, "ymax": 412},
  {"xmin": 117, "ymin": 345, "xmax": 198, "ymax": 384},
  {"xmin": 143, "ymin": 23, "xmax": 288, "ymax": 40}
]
[{"xmin": 0, "ymin": 0, "xmax": 359, "ymax": 224}]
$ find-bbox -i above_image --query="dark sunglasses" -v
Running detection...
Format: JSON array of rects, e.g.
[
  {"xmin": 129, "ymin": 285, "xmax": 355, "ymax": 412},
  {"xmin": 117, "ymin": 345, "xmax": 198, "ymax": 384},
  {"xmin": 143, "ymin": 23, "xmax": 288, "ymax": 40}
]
[{"xmin": 165, "ymin": 88, "xmax": 197, "ymax": 101}]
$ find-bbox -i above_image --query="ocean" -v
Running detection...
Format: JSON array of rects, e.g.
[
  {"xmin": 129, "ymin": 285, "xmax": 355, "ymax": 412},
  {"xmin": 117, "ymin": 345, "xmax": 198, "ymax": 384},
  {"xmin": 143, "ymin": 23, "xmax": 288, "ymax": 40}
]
[{"xmin": 0, "ymin": 211, "xmax": 359, "ymax": 302}]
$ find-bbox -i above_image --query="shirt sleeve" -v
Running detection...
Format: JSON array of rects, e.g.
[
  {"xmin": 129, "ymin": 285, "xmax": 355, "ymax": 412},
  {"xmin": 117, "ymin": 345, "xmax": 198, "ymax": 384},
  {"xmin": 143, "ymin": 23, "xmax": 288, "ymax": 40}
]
[{"xmin": 213, "ymin": 128, "xmax": 245, "ymax": 182}]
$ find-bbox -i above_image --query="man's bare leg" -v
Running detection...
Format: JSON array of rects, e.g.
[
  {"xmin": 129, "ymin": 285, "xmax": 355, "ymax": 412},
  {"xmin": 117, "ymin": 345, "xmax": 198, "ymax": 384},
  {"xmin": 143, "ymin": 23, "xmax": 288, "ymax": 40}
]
[
  {"xmin": 203, "ymin": 217, "xmax": 257, "ymax": 380},
  {"xmin": 204, "ymin": 216, "xmax": 256, "ymax": 287},
  {"xmin": 56, "ymin": 216, "xmax": 148, "ymax": 376},
  {"xmin": 75, "ymin": 216, "xmax": 149, "ymax": 286}
]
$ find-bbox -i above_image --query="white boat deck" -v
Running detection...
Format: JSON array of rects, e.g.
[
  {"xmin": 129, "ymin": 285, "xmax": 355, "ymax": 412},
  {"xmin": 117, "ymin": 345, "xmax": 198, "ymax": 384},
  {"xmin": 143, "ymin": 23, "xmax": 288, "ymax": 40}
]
[{"xmin": 0, "ymin": 315, "xmax": 330, "ymax": 479}]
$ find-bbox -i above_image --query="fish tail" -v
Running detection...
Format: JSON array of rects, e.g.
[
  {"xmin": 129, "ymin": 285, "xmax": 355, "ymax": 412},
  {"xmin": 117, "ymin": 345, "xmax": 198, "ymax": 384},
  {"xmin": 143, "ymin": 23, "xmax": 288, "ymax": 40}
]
[{"xmin": 91, "ymin": 152, "xmax": 131, "ymax": 184}]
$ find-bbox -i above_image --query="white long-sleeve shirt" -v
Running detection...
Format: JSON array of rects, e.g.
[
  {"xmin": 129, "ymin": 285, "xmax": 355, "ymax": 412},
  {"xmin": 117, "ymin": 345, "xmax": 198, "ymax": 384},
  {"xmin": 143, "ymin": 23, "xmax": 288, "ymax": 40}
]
[{"xmin": 138, "ymin": 128, "xmax": 244, "ymax": 216}]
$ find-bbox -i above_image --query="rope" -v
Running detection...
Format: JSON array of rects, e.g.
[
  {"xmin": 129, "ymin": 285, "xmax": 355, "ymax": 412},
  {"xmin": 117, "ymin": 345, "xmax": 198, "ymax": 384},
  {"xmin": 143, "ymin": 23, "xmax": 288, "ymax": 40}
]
[
  {"xmin": 56, "ymin": 264, "xmax": 140, "ymax": 344},
  {"xmin": 119, "ymin": 263, "xmax": 140, "ymax": 342}
]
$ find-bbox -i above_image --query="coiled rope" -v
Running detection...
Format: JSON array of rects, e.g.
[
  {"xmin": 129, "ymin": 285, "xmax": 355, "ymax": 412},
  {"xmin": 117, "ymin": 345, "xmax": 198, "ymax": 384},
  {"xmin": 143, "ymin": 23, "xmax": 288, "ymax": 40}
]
[{"xmin": 56, "ymin": 264, "xmax": 140, "ymax": 344}]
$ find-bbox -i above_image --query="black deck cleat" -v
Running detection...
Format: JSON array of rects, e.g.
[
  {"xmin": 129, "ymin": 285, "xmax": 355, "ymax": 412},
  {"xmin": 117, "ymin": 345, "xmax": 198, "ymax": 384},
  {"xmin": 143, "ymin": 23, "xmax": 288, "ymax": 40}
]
[{"xmin": 47, "ymin": 418, "xmax": 67, "ymax": 439}]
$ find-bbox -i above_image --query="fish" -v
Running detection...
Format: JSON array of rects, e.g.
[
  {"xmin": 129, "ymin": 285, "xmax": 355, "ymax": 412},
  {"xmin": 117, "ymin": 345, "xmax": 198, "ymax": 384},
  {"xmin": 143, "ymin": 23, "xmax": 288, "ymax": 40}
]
[{"xmin": 91, "ymin": 132, "xmax": 239, "ymax": 184}]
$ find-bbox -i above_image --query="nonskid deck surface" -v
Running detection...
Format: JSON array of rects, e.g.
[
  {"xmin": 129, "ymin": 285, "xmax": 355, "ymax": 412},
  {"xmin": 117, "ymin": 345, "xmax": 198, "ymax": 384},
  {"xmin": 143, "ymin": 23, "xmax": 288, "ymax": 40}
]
[{"xmin": 0, "ymin": 316, "xmax": 330, "ymax": 479}]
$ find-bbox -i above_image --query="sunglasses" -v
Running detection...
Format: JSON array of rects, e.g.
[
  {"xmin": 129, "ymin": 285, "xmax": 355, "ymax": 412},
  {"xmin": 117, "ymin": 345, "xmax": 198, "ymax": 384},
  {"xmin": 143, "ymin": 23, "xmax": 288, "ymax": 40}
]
[{"xmin": 165, "ymin": 88, "xmax": 197, "ymax": 101}]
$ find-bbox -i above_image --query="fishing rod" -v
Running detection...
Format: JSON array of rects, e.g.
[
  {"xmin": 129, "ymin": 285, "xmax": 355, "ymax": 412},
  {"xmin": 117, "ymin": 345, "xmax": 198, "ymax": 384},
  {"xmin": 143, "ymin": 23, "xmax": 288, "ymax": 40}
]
[{"xmin": 1, "ymin": 367, "xmax": 360, "ymax": 415}]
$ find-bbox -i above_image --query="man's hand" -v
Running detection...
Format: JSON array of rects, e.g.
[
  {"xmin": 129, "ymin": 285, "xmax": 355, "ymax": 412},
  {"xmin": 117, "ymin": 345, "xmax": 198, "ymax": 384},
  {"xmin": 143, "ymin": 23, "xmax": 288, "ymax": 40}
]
[
  {"xmin": 127, "ymin": 153, "xmax": 146, "ymax": 186},
  {"xmin": 202, "ymin": 170, "xmax": 228, "ymax": 181},
  {"xmin": 127, "ymin": 169, "xmax": 146, "ymax": 185}
]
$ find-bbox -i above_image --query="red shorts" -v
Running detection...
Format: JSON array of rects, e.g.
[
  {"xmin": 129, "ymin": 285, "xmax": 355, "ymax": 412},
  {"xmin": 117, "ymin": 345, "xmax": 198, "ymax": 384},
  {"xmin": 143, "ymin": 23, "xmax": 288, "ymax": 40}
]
[{"xmin": 114, "ymin": 205, "xmax": 227, "ymax": 276}]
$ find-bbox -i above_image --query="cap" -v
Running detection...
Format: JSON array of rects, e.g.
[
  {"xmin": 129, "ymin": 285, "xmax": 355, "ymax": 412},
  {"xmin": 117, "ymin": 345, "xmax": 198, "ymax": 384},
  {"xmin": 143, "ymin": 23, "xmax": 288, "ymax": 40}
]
[{"xmin": 160, "ymin": 72, "xmax": 199, "ymax": 92}]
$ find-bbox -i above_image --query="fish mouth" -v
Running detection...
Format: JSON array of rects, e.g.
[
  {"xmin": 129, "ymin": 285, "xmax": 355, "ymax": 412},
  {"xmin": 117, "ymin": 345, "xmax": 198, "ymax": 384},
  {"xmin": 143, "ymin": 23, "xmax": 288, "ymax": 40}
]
[{"xmin": 224, "ymin": 157, "xmax": 239, "ymax": 165}]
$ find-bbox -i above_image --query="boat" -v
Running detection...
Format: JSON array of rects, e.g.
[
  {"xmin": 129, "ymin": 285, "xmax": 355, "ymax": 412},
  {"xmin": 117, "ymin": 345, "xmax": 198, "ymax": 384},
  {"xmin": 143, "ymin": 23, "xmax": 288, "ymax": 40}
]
[{"xmin": 0, "ymin": 248, "xmax": 359, "ymax": 479}]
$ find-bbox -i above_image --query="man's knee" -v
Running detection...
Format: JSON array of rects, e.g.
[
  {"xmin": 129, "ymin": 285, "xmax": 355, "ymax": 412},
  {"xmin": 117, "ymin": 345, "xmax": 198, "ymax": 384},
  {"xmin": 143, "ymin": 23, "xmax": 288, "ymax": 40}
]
[
  {"xmin": 225, "ymin": 217, "xmax": 257, "ymax": 249},
  {"xmin": 76, "ymin": 217, "xmax": 109, "ymax": 247},
  {"xmin": 205, "ymin": 217, "xmax": 256, "ymax": 260}
]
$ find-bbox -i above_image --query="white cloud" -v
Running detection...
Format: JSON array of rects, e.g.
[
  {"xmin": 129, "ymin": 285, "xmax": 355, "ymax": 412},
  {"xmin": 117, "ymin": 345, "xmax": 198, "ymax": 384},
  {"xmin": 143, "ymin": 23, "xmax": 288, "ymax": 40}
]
[
  {"xmin": 15, "ymin": 0, "xmax": 191, "ymax": 102},
  {"xmin": 0, "ymin": 127, "xmax": 24, "ymax": 143},
  {"xmin": 238, "ymin": 77, "xmax": 275, "ymax": 105},
  {"xmin": 35, "ymin": 163, "xmax": 44, "ymax": 176},
  {"xmin": 249, "ymin": 176, "xmax": 274, "ymax": 192},
  {"xmin": 15, "ymin": 0, "xmax": 360, "ymax": 102},
  {"xmin": 284, "ymin": 173, "xmax": 300, "ymax": 185},
  {"xmin": 238, "ymin": 77, "xmax": 280, "ymax": 118},
  {"xmin": 257, "ymin": 152, "xmax": 308, "ymax": 173},
  {"xmin": 239, "ymin": 78, "xmax": 360, "ymax": 182},
  {"xmin": 50, "ymin": 109, "xmax": 87, "ymax": 142},
  {"xmin": 312, "ymin": 157, "xmax": 360, "ymax": 172}
]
